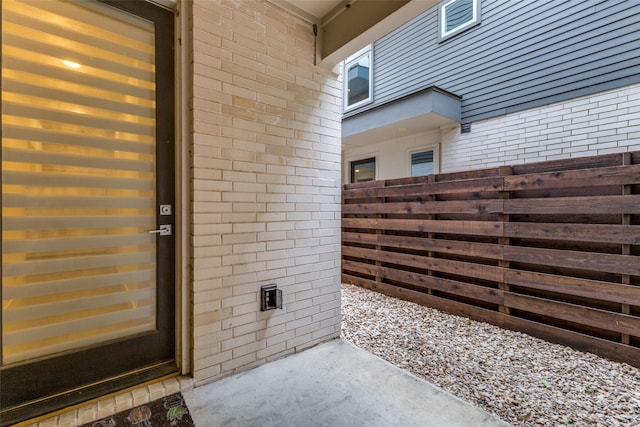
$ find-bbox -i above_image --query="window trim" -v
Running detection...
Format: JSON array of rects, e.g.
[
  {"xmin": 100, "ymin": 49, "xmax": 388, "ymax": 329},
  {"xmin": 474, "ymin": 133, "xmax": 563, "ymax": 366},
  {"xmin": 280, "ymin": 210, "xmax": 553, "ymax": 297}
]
[
  {"xmin": 407, "ymin": 145, "xmax": 440, "ymax": 177},
  {"xmin": 343, "ymin": 45, "xmax": 373, "ymax": 112},
  {"xmin": 439, "ymin": 0, "xmax": 481, "ymax": 40}
]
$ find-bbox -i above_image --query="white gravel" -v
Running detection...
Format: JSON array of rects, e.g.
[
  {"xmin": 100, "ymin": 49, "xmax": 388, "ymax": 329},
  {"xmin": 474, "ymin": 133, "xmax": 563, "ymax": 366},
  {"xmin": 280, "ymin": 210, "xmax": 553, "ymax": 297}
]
[{"xmin": 341, "ymin": 284, "xmax": 640, "ymax": 427}]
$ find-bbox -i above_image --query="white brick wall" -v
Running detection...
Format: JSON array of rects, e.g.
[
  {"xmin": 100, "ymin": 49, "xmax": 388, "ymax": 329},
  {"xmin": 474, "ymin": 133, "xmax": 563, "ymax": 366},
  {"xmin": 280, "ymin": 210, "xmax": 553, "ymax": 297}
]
[
  {"xmin": 441, "ymin": 83, "xmax": 640, "ymax": 173},
  {"xmin": 190, "ymin": 0, "xmax": 342, "ymax": 385}
]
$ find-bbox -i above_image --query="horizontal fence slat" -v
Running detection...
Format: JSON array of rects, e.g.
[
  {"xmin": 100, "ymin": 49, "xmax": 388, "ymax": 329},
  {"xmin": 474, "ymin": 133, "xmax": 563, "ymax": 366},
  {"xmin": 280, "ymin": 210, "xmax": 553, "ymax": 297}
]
[
  {"xmin": 342, "ymin": 218, "xmax": 504, "ymax": 237},
  {"xmin": 342, "ymin": 232, "xmax": 504, "ymax": 259},
  {"xmin": 504, "ymin": 164, "xmax": 640, "ymax": 191},
  {"xmin": 504, "ymin": 246, "xmax": 640, "ymax": 276},
  {"xmin": 504, "ymin": 270, "xmax": 640, "ymax": 306},
  {"xmin": 502, "ymin": 316, "xmax": 640, "ymax": 368},
  {"xmin": 342, "ymin": 199, "xmax": 503, "ymax": 215},
  {"xmin": 504, "ymin": 223, "xmax": 640, "ymax": 245},
  {"xmin": 343, "ymin": 260, "xmax": 503, "ymax": 305},
  {"xmin": 342, "ymin": 246, "xmax": 503, "ymax": 282},
  {"xmin": 509, "ymin": 153, "xmax": 626, "ymax": 174},
  {"xmin": 505, "ymin": 293, "xmax": 640, "ymax": 337},
  {"xmin": 504, "ymin": 195, "xmax": 640, "ymax": 214},
  {"xmin": 343, "ymin": 176, "xmax": 504, "ymax": 199}
]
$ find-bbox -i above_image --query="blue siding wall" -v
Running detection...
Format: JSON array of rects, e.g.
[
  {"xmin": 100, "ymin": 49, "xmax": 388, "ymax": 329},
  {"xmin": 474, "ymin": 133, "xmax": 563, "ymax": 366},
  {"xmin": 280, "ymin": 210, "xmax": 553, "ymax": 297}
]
[{"xmin": 366, "ymin": 0, "xmax": 640, "ymax": 123}]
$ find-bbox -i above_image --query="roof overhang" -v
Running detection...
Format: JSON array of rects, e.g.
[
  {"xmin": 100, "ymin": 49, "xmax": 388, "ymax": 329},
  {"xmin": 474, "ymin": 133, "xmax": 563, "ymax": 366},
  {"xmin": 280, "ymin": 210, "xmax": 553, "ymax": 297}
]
[
  {"xmin": 277, "ymin": 0, "xmax": 439, "ymax": 68},
  {"xmin": 342, "ymin": 86, "xmax": 461, "ymax": 149}
]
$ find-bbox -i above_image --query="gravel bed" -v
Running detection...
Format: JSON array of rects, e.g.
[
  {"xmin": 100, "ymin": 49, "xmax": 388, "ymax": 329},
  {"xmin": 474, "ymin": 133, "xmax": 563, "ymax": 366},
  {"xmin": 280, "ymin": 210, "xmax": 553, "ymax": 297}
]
[{"xmin": 341, "ymin": 284, "xmax": 640, "ymax": 427}]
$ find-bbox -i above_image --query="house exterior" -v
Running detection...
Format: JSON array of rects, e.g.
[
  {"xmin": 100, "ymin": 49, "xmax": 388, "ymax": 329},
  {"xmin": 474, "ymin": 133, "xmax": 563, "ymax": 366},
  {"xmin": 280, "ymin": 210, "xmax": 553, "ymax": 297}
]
[
  {"xmin": 342, "ymin": 0, "xmax": 640, "ymax": 183},
  {"xmin": 0, "ymin": 0, "xmax": 425, "ymax": 424}
]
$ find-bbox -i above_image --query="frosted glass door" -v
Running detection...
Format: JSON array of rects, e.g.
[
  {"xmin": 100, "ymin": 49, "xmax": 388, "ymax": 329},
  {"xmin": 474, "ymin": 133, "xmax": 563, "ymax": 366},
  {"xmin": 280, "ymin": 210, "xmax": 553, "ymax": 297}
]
[{"xmin": 1, "ymin": 0, "xmax": 157, "ymax": 365}]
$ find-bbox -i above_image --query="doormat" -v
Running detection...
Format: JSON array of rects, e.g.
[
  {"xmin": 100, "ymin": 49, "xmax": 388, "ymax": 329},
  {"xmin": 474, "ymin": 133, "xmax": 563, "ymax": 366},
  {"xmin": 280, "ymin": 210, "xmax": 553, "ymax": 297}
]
[{"xmin": 80, "ymin": 392, "xmax": 194, "ymax": 427}]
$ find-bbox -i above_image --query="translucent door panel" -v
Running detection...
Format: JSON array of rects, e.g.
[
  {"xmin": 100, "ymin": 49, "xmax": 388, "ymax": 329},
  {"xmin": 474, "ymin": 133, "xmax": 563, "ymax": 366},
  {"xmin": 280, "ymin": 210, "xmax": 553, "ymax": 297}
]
[{"xmin": 1, "ymin": 0, "xmax": 157, "ymax": 365}]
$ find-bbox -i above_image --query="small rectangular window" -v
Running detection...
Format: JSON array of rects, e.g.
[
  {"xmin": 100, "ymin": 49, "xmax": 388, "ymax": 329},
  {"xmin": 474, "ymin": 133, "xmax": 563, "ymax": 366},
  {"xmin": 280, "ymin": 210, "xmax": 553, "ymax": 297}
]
[
  {"xmin": 411, "ymin": 151, "xmax": 434, "ymax": 177},
  {"xmin": 351, "ymin": 157, "xmax": 376, "ymax": 183},
  {"xmin": 344, "ymin": 46, "xmax": 372, "ymax": 111},
  {"xmin": 440, "ymin": 0, "xmax": 480, "ymax": 39}
]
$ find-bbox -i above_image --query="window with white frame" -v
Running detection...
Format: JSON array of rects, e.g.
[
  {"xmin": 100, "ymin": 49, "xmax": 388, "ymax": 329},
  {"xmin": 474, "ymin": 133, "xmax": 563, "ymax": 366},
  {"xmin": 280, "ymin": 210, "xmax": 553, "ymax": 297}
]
[
  {"xmin": 410, "ymin": 148, "xmax": 438, "ymax": 177},
  {"xmin": 343, "ymin": 45, "xmax": 372, "ymax": 111},
  {"xmin": 440, "ymin": 0, "xmax": 480, "ymax": 39}
]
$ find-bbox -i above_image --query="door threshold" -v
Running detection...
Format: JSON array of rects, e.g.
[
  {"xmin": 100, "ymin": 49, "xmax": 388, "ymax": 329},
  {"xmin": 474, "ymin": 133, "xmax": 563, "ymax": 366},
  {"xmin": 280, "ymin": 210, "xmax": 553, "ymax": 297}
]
[
  {"xmin": 4, "ymin": 362, "xmax": 182, "ymax": 427},
  {"xmin": 17, "ymin": 378, "xmax": 196, "ymax": 427}
]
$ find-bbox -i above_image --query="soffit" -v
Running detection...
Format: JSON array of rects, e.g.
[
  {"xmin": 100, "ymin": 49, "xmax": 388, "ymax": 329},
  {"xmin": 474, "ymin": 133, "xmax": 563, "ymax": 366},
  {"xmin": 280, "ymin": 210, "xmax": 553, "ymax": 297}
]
[
  {"xmin": 283, "ymin": 0, "xmax": 340, "ymax": 20},
  {"xmin": 342, "ymin": 87, "xmax": 461, "ymax": 150},
  {"xmin": 278, "ymin": 0, "xmax": 439, "ymax": 67}
]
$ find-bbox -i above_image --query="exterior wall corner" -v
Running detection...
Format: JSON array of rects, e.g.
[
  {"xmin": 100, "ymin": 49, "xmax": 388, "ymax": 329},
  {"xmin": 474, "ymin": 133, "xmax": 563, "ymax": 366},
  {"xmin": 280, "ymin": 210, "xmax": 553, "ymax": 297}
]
[{"xmin": 189, "ymin": 0, "xmax": 342, "ymax": 385}]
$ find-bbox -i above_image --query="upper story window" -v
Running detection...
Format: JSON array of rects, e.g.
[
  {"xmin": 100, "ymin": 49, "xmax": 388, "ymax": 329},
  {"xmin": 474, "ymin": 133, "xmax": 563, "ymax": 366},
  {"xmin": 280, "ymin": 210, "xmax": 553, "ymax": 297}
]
[
  {"xmin": 343, "ymin": 45, "xmax": 372, "ymax": 111},
  {"xmin": 440, "ymin": 0, "xmax": 480, "ymax": 39}
]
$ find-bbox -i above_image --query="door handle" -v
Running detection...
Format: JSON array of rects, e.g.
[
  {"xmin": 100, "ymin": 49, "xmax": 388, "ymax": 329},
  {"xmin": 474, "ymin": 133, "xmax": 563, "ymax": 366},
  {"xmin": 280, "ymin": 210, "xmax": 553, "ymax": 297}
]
[{"xmin": 148, "ymin": 224, "xmax": 172, "ymax": 236}]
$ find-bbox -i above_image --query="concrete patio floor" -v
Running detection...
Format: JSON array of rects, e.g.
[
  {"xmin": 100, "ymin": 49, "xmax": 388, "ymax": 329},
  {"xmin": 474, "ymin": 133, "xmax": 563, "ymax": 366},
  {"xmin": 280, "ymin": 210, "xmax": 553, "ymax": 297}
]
[{"xmin": 183, "ymin": 339, "xmax": 511, "ymax": 427}]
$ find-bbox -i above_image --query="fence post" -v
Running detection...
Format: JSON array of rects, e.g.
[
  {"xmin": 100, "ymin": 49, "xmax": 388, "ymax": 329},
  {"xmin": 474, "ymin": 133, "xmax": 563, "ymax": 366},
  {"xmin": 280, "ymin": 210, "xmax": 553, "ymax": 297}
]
[
  {"xmin": 427, "ymin": 174, "xmax": 435, "ymax": 295},
  {"xmin": 498, "ymin": 166, "xmax": 512, "ymax": 315},
  {"xmin": 621, "ymin": 153, "xmax": 631, "ymax": 345},
  {"xmin": 375, "ymin": 181, "xmax": 386, "ymax": 287}
]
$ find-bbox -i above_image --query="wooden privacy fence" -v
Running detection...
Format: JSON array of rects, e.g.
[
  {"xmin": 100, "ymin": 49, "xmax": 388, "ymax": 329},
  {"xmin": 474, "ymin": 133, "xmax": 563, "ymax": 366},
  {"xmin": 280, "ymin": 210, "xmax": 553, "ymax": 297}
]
[{"xmin": 342, "ymin": 151, "xmax": 640, "ymax": 367}]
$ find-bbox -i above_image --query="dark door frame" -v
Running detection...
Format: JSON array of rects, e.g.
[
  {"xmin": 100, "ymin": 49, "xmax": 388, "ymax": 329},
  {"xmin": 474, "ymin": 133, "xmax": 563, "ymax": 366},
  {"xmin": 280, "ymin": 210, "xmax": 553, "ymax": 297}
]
[{"xmin": 0, "ymin": 1, "xmax": 176, "ymax": 424}]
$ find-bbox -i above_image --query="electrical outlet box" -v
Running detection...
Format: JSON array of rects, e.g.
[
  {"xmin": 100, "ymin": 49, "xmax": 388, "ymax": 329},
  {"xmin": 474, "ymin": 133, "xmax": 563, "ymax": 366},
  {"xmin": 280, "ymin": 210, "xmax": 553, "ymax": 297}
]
[{"xmin": 260, "ymin": 284, "xmax": 282, "ymax": 311}]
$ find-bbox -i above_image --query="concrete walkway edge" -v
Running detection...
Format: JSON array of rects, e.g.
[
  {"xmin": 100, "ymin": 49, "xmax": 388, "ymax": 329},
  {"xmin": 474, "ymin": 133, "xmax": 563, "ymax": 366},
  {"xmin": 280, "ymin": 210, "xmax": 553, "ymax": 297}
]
[{"xmin": 183, "ymin": 339, "xmax": 511, "ymax": 427}]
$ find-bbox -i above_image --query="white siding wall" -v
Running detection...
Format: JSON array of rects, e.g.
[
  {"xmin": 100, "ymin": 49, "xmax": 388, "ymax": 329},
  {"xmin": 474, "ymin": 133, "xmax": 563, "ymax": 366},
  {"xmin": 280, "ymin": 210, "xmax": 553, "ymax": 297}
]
[{"xmin": 190, "ymin": 0, "xmax": 342, "ymax": 385}]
